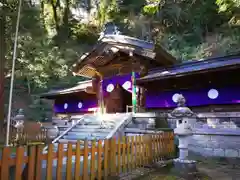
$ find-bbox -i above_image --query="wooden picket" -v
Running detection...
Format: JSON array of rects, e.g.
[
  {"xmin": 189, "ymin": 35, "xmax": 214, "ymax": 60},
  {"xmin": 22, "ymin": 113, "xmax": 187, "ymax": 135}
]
[{"xmin": 0, "ymin": 132, "xmax": 175, "ymax": 180}]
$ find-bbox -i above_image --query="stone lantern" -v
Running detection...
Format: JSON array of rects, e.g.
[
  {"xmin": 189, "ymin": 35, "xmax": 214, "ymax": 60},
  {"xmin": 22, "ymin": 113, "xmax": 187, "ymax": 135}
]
[
  {"xmin": 12, "ymin": 109, "xmax": 25, "ymax": 145},
  {"xmin": 13, "ymin": 109, "xmax": 25, "ymax": 130},
  {"xmin": 170, "ymin": 94, "xmax": 197, "ymax": 175},
  {"xmin": 46, "ymin": 126, "xmax": 59, "ymax": 140}
]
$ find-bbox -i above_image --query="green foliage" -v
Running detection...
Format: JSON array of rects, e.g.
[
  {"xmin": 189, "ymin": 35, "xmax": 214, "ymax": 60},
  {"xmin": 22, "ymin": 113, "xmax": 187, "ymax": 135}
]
[
  {"xmin": 216, "ymin": 0, "xmax": 240, "ymax": 25},
  {"xmin": 143, "ymin": 0, "xmax": 161, "ymax": 15},
  {"xmin": 216, "ymin": 0, "xmax": 240, "ymax": 12},
  {"xmin": 2, "ymin": 0, "xmax": 98, "ymax": 121},
  {"xmin": 1, "ymin": 0, "xmax": 240, "ymax": 121},
  {"xmin": 71, "ymin": 23, "xmax": 99, "ymax": 44}
]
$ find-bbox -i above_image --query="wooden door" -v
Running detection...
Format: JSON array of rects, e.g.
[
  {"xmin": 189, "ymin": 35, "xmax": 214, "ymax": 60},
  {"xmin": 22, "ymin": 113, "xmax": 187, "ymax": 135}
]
[{"xmin": 105, "ymin": 84, "xmax": 132, "ymax": 113}]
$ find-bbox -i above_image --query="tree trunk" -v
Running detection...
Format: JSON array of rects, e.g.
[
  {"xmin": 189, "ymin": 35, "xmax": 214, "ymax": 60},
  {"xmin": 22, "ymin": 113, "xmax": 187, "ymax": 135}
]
[
  {"xmin": 63, "ymin": 0, "xmax": 70, "ymax": 35},
  {"xmin": 50, "ymin": 0, "xmax": 60, "ymax": 34},
  {"xmin": 0, "ymin": 0, "xmax": 6, "ymax": 129}
]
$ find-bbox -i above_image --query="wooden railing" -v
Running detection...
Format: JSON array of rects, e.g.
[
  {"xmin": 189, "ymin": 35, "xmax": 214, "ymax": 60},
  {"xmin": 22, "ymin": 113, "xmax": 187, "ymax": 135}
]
[
  {"xmin": 8, "ymin": 126, "xmax": 48, "ymax": 146},
  {"xmin": 0, "ymin": 132, "xmax": 175, "ymax": 180}
]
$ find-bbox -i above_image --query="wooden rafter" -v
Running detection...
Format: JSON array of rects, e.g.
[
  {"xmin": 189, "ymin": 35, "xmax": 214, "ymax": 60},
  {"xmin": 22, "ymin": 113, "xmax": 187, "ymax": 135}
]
[{"xmin": 73, "ymin": 36, "xmax": 177, "ymax": 78}]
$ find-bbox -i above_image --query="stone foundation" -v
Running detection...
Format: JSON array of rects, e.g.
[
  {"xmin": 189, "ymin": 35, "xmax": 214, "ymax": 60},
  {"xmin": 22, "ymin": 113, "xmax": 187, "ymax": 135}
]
[{"xmin": 189, "ymin": 128, "xmax": 240, "ymax": 158}]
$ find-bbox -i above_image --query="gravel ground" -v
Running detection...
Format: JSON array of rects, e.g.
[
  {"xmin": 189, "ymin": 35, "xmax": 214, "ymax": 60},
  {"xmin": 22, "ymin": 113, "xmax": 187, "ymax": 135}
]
[
  {"xmin": 197, "ymin": 160, "xmax": 240, "ymax": 180},
  {"xmin": 119, "ymin": 157, "xmax": 240, "ymax": 180},
  {"xmin": 119, "ymin": 167, "xmax": 155, "ymax": 180},
  {"xmin": 117, "ymin": 160, "xmax": 211, "ymax": 180}
]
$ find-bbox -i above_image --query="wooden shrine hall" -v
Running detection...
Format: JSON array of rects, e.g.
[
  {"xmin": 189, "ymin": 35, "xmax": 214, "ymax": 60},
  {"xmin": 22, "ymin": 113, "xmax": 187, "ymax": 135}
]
[
  {"xmin": 40, "ymin": 32, "xmax": 177, "ymax": 115},
  {"xmin": 40, "ymin": 31, "xmax": 240, "ymax": 116}
]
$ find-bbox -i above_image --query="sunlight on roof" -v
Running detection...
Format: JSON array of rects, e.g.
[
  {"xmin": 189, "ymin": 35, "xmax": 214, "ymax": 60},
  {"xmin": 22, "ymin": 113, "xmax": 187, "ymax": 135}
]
[
  {"xmin": 80, "ymin": 53, "xmax": 89, "ymax": 60},
  {"xmin": 160, "ymin": 71, "xmax": 170, "ymax": 75},
  {"xmin": 110, "ymin": 46, "xmax": 119, "ymax": 53}
]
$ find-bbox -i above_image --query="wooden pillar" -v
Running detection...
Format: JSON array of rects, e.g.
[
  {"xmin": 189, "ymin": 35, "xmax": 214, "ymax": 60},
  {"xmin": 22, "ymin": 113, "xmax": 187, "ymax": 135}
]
[
  {"xmin": 92, "ymin": 75, "xmax": 104, "ymax": 114},
  {"xmin": 137, "ymin": 67, "xmax": 148, "ymax": 111},
  {"xmin": 137, "ymin": 87, "xmax": 146, "ymax": 111}
]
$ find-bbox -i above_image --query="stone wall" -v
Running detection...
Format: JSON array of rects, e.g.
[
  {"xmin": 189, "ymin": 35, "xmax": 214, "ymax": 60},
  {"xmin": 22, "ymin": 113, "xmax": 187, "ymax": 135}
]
[{"xmin": 189, "ymin": 128, "xmax": 240, "ymax": 158}]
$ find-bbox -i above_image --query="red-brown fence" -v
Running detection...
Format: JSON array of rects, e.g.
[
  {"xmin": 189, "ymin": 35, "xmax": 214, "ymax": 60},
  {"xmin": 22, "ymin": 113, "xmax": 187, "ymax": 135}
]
[{"xmin": 0, "ymin": 132, "xmax": 175, "ymax": 180}]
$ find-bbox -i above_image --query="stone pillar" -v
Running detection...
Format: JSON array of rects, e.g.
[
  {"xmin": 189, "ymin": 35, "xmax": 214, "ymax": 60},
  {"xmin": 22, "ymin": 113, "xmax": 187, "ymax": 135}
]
[{"xmin": 170, "ymin": 94, "xmax": 197, "ymax": 176}]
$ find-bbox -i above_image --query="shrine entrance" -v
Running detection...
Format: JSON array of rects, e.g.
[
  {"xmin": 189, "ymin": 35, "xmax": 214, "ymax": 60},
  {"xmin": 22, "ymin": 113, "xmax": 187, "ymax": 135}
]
[
  {"xmin": 105, "ymin": 84, "xmax": 132, "ymax": 113},
  {"xmin": 72, "ymin": 25, "xmax": 177, "ymax": 114}
]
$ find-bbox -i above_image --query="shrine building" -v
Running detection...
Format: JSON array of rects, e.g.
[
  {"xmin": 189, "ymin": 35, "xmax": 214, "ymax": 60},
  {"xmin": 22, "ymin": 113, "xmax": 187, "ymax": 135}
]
[{"xmin": 40, "ymin": 32, "xmax": 240, "ymax": 117}]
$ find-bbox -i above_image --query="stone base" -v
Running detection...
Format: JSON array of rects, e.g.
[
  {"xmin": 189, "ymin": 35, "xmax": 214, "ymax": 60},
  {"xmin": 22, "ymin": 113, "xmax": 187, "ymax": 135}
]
[{"xmin": 172, "ymin": 158, "xmax": 198, "ymax": 179}]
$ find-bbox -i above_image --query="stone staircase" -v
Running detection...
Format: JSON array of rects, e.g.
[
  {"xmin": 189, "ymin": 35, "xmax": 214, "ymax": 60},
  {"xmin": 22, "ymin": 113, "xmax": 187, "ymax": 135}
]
[
  {"xmin": 40, "ymin": 112, "xmax": 163, "ymax": 176},
  {"xmin": 49, "ymin": 113, "xmax": 132, "ymax": 151},
  {"xmin": 44, "ymin": 112, "xmax": 159, "ymax": 152}
]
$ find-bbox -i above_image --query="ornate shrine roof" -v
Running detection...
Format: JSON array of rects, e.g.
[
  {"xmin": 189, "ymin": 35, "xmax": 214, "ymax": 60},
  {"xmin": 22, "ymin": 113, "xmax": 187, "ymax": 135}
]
[
  {"xmin": 39, "ymin": 80, "xmax": 93, "ymax": 99},
  {"xmin": 137, "ymin": 54, "xmax": 240, "ymax": 84},
  {"xmin": 72, "ymin": 30, "xmax": 177, "ymax": 78}
]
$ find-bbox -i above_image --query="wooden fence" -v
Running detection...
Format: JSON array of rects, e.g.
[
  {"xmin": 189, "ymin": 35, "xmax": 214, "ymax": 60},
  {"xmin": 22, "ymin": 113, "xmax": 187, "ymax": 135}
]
[
  {"xmin": 8, "ymin": 126, "xmax": 48, "ymax": 146},
  {"xmin": 1, "ymin": 122, "xmax": 48, "ymax": 146},
  {"xmin": 0, "ymin": 132, "xmax": 175, "ymax": 180}
]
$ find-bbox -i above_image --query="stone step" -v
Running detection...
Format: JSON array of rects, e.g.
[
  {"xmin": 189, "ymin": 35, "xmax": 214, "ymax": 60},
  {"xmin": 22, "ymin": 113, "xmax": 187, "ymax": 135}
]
[
  {"xmin": 58, "ymin": 139, "xmax": 96, "ymax": 149},
  {"xmin": 57, "ymin": 125, "xmax": 72, "ymax": 128},
  {"xmin": 63, "ymin": 135, "xmax": 87, "ymax": 140},
  {"xmin": 59, "ymin": 130, "xmax": 111, "ymax": 136},
  {"xmin": 58, "ymin": 139, "xmax": 102, "ymax": 147},
  {"xmin": 75, "ymin": 125, "xmax": 102, "ymax": 129},
  {"xmin": 67, "ymin": 131, "xmax": 109, "ymax": 136},
  {"xmin": 70, "ymin": 128, "xmax": 112, "ymax": 133},
  {"xmin": 63, "ymin": 135, "xmax": 106, "ymax": 140},
  {"xmin": 60, "ymin": 126, "xmax": 114, "ymax": 133},
  {"xmin": 58, "ymin": 139, "xmax": 80, "ymax": 144},
  {"xmin": 58, "ymin": 126, "xmax": 101, "ymax": 132}
]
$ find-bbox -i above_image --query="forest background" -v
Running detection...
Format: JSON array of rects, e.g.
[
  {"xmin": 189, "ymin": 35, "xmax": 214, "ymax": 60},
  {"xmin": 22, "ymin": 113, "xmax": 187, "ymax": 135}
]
[{"xmin": 0, "ymin": 0, "xmax": 240, "ymax": 125}]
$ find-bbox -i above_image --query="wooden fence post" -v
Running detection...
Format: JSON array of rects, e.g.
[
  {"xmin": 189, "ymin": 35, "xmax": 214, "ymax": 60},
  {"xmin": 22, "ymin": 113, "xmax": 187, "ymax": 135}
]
[
  {"xmin": 35, "ymin": 145, "xmax": 43, "ymax": 180},
  {"xmin": 110, "ymin": 138, "xmax": 116, "ymax": 176},
  {"xmin": 83, "ymin": 139, "xmax": 89, "ymax": 180},
  {"xmin": 22, "ymin": 145, "xmax": 36, "ymax": 180},
  {"xmin": 103, "ymin": 139, "xmax": 109, "ymax": 179},
  {"xmin": 135, "ymin": 136, "xmax": 139, "ymax": 168},
  {"xmin": 90, "ymin": 140, "xmax": 96, "ymax": 180},
  {"xmin": 122, "ymin": 136, "xmax": 126, "ymax": 173},
  {"xmin": 66, "ymin": 143, "xmax": 73, "ymax": 180},
  {"xmin": 131, "ymin": 136, "xmax": 135, "ymax": 169},
  {"xmin": 46, "ymin": 144, "xmax": 53, "ymax": 180},
  {"xmin": 57, "ymin": 143, "xmax": 64, "ymax": 180},
  {"xmin": 74, "ymin": 141, "xmax": 81, "ymax": 180},
  {"xmin": 148, "ymin": 135, "xmax": 153, "ymax": 163},
  {"xmin": 97, "ymin": 140, "xmax": 102, "ymax": 180},
  {"xmin": 170, "ymin": 132, "xmax": 175, "ymax": 158},
  {"xmin": 15, "ymin": 146, "xmax": 25, "ymax": 180},
  {"xmin": 117, "ymin": 137, "xmax": 121, "ymax": 174},
  {"xmin": 0, "ymin": 147, "xmax": 11, "ymax": 180},
  {"xmin": 126, "ymin": 136, "xmax": 131, "ymax": 172}
]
